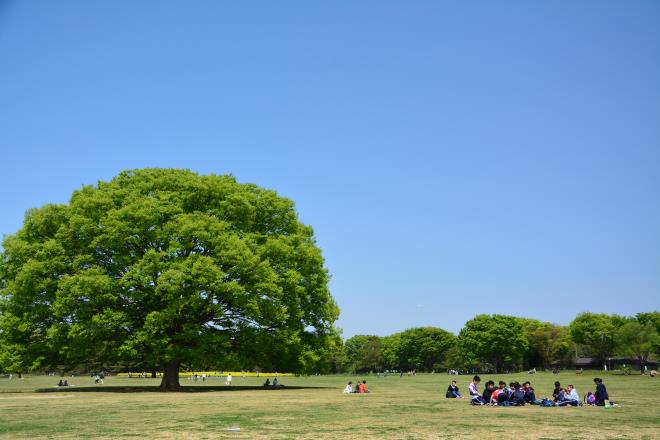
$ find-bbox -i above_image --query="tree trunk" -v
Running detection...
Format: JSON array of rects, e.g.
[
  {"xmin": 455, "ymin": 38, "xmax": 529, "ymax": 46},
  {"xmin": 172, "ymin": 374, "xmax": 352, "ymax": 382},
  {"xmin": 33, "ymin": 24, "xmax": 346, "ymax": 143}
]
[{"xmin": 159, "ymin": 361, "xmax": 180, "ymax": 391}]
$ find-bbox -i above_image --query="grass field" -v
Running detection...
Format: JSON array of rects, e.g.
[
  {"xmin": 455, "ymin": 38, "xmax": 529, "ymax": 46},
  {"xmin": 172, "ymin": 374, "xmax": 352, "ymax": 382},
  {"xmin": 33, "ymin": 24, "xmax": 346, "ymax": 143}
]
[{"xmin": 0, "ymin": 371, "xmax": 658, "ymax": 439}]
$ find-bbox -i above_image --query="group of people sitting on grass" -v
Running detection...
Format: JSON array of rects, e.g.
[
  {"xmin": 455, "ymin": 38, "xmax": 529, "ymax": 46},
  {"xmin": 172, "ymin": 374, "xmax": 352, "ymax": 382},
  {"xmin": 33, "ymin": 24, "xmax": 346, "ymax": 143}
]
[
  {"xmin": 343, "ymin": 380, "xmax": 369, "ymax": 393},
  {"xmin": 262, "ymin": 378, "xmax": 284, "ymax": 388},
  {"xmin": 448, "ymin": 375, "xmax": 614, "ymax": 407},
  {"xmin": 56, "ymin": 379, "xmax": 70, "ymax": 387}
]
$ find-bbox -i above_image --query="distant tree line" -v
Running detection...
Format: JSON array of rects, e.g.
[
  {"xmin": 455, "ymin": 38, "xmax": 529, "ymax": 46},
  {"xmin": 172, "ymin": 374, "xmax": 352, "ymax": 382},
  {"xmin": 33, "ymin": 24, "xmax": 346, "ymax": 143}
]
[{"xmin": 328, "ymin": 312, "xmax": 660, "ymax": 374}]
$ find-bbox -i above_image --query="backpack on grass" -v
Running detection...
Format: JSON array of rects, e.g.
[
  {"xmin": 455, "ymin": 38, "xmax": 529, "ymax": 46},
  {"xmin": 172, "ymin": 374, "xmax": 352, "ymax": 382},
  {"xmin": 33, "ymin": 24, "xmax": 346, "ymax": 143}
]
[{"xmin": 540, "ymin": 398, "xmax": 555, "ymax": 407}]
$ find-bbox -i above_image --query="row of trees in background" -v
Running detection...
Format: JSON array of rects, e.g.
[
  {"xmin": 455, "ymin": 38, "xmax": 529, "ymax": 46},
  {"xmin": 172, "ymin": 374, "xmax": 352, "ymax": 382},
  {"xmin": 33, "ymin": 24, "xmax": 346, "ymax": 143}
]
[{"xmin": 333, "ymin": 312, "xmax": 660, "ymax": 374}]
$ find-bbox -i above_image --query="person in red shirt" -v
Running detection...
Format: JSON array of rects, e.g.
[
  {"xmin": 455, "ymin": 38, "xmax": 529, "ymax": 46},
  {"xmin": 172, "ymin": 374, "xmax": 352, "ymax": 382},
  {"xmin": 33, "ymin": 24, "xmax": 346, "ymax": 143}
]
[
  {"xmin": 358, "ymin": 380, "xmax": 369, "ymax": 393},
  {"xmin": 490, "ymin": 381, "xmax": 507, "ymax": 405}
]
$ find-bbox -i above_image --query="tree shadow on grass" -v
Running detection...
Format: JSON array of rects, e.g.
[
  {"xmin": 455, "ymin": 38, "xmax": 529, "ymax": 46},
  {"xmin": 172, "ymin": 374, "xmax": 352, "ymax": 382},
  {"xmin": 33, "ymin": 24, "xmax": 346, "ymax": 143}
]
[{"xmin": 36, "ymin": 385, "xmax": 334, "ymax": 393}]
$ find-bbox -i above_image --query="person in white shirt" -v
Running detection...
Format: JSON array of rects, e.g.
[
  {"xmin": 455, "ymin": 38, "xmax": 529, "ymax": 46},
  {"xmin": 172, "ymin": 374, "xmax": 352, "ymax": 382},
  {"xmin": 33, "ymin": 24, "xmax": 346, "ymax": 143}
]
[
  {"xmin": 225, "ymin": 374, "xmax": 233, "ymax": 385},
  {"xmin": 566, "ymin": 384, "xmax": 580, "ymax": 403},
  {"xmin": 343, "ymin": 381, "xmax": 353, "ymax": 393},
  {"xmin": 557, "ymin": 384, "xmax": 579, "ymax": 406},
  {"xmin": 468, "ymin": 375, "xmax": 487, "ymax": 405}
]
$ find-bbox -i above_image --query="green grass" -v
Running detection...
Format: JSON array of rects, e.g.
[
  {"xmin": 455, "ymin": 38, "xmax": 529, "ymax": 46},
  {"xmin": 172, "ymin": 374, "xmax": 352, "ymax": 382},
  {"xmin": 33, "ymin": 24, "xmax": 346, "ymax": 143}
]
[{"xmin": 0, "ymin": 371, "xmax": 658, "ymax": 439}]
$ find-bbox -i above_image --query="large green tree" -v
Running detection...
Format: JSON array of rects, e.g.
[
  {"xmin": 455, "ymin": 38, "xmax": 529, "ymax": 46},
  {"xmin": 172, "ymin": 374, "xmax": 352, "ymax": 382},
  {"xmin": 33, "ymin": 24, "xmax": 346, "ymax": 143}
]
[
  {"xmin": 636, "ymin": 312, "xmax": 660, "ymax": 359},
  {"xmin": 615, "ymin": 319, "xmax": 660, "ymax": 367},
  {"xmin": 458, "ymin": 314, "xmax": 528, "ymax": 373},
  {"xmin": 385, "ymin": 327, "xmax": 456, "ymax": 372},
  {"xmin": 520, "ymin": 318, "xmax": 573, "ymax": 369},
  {"xmin": 569, "ymin": 313, "xmax": 622, "ymax": 370},
  {"xmin": 344, "ymin": 335, "xmax": 384, "ymax": 373},
  {"xmin": 0, "ymin": 169, "xmax": 339, "ymax": 390}
]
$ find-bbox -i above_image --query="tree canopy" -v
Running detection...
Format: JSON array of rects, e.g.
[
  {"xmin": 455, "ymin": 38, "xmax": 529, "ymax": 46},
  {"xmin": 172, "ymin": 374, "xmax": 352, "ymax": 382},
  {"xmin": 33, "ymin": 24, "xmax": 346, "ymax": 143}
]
[
  {"xmin": 457, "ymin": 314, "xmax": 528, "ymax": 373},
  {"xmin": 382, "ymin": 327, "xmax": 456, "ymax": 372},
  {"xmin": 569, "ymin": 312, "xmax": 621, "ymax": 368},
  {"xmin": 344, "ymin": 335, "xmax": 384, "ymax": 373},
  {"xmin": 615, "ymin": 319, "xmax": 660, "ymax": 365},
  {"xmin": 519, "ymin": 318, "xmax": 573, "ymax": 369},
  {"xmin": 0, "ymin": 169, "xmax": 339, "ymax": 389}
]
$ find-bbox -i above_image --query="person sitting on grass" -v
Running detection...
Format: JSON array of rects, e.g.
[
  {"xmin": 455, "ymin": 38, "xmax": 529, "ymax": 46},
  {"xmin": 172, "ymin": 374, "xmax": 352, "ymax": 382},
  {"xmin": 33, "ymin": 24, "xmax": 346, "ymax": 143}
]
[
  {"xmin": 468, "ymin": 376, "xmax": 487, "ymax": 405},
  {"xmin": 522, "ymin": 381, "xmax": 538, "ymax": 404},
  {"xmin": 565, "ymin": 384, "xmax": 580, "ymax": 406},
  {"xmin": 343, "ymin": 381, "xmax": 353, "ymax": 393},
  {"xmin": 263, "ymin": 378, "xmax": 270, "ymax": 387},
  {"xmin": 511, "ymin": 383, "xmax": 526, "ymax": 406},
  {"xmin": 446, "ymin": 380, "xmax": 462, "ymax": 398},
  {"xmin": 482, "ymin": 380, "xmax": 495, "ymax": 403},
  {"xmin": 593, "ymin": 378, "xmax": 614, "ymax": 406},
  {"xmin": 358, "ymin": 380, "xmax": 369, "ymax": 393},
  {"xmin": 57, "ymin": 379, "xmax": 64, "ymax": 387},
  {"xmin": 490, "ymin": 381, "xmax": 507, "ymax": 405},
  {"xmin": 554, "ymin": 384, "xmax": 577, "ymax": 406},
  {"xmin": 552, "ymin": 381, "xmax": 563, "ymax": 402},
  {"xmin": 583, "ymin": 391, "xmax": 596, "ymax": 405}
]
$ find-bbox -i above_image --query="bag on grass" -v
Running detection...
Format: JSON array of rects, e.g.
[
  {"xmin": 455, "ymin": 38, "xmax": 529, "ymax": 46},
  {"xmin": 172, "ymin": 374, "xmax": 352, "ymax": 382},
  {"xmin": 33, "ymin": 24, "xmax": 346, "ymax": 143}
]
[{"xmin": 540, "ymin": 398, "xmax": 554, "ymax": 407}]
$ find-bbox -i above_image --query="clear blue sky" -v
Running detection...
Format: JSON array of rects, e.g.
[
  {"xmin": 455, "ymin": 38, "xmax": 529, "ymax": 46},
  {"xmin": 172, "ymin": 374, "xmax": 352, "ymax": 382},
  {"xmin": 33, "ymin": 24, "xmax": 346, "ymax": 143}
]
[{"xmin": 1, "ymin": 1, "xmax": 658, "ymax": 337}]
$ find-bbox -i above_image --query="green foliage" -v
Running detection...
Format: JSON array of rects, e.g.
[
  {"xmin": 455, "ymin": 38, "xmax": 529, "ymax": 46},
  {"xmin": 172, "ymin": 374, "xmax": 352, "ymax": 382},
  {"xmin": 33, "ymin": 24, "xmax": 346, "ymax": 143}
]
[
  {"xmin": 344, "ymin": 335, "xmax": 383, "ymax": 373},
  {"xmin": 519, "ymin": 318, "xmax": 573, "ymax": 369},
  {"xmin": 0, "ymin": 169, "xmax": 339, "ymax": 383},
  {"xmin": 458, "ymin": 314, "xmax": 528, "ymax": 372},
  {"xmin": 384, "ymin": 327, "xmax": 456, "ymax": 372},
  {"xmin": 380, "ymin": 334, "xmax": 397, "ymax": 370},
  {"xmin": 636, "ymin": 312, "xmax": 660, "ymax": 334},
  {"xmin": 569, "ymin": 312, "xmax": 622, "ymax": 365},
  {"xmin": 345, "ymin": 327, "xmax": 456, "ymax": 373},
  {"xmin": 615, "ymin": 319, "xmax": 660, "ymax": 363}
]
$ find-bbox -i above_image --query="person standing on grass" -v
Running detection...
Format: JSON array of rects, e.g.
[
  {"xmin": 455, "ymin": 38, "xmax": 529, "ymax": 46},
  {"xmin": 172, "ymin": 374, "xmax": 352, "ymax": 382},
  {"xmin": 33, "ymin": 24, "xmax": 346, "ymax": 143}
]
[{"xmin": 225, "ymin": 374, "xmax": 233, "ymax": 385}]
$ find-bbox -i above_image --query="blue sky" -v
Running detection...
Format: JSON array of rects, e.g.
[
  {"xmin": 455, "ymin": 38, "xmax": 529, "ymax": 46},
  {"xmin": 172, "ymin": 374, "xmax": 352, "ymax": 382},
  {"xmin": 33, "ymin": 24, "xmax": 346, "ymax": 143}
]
[{"xmin": 1, "ymin": 1, "xmax": 658, "ymax": 337}]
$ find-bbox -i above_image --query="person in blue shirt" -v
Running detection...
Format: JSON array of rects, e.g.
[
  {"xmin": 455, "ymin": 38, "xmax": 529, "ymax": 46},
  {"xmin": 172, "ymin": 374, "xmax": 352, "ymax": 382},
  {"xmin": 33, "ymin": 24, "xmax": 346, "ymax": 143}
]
[{"xmin": 522, "ymin": 381, "xmax": 537, "ymax": 404}]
